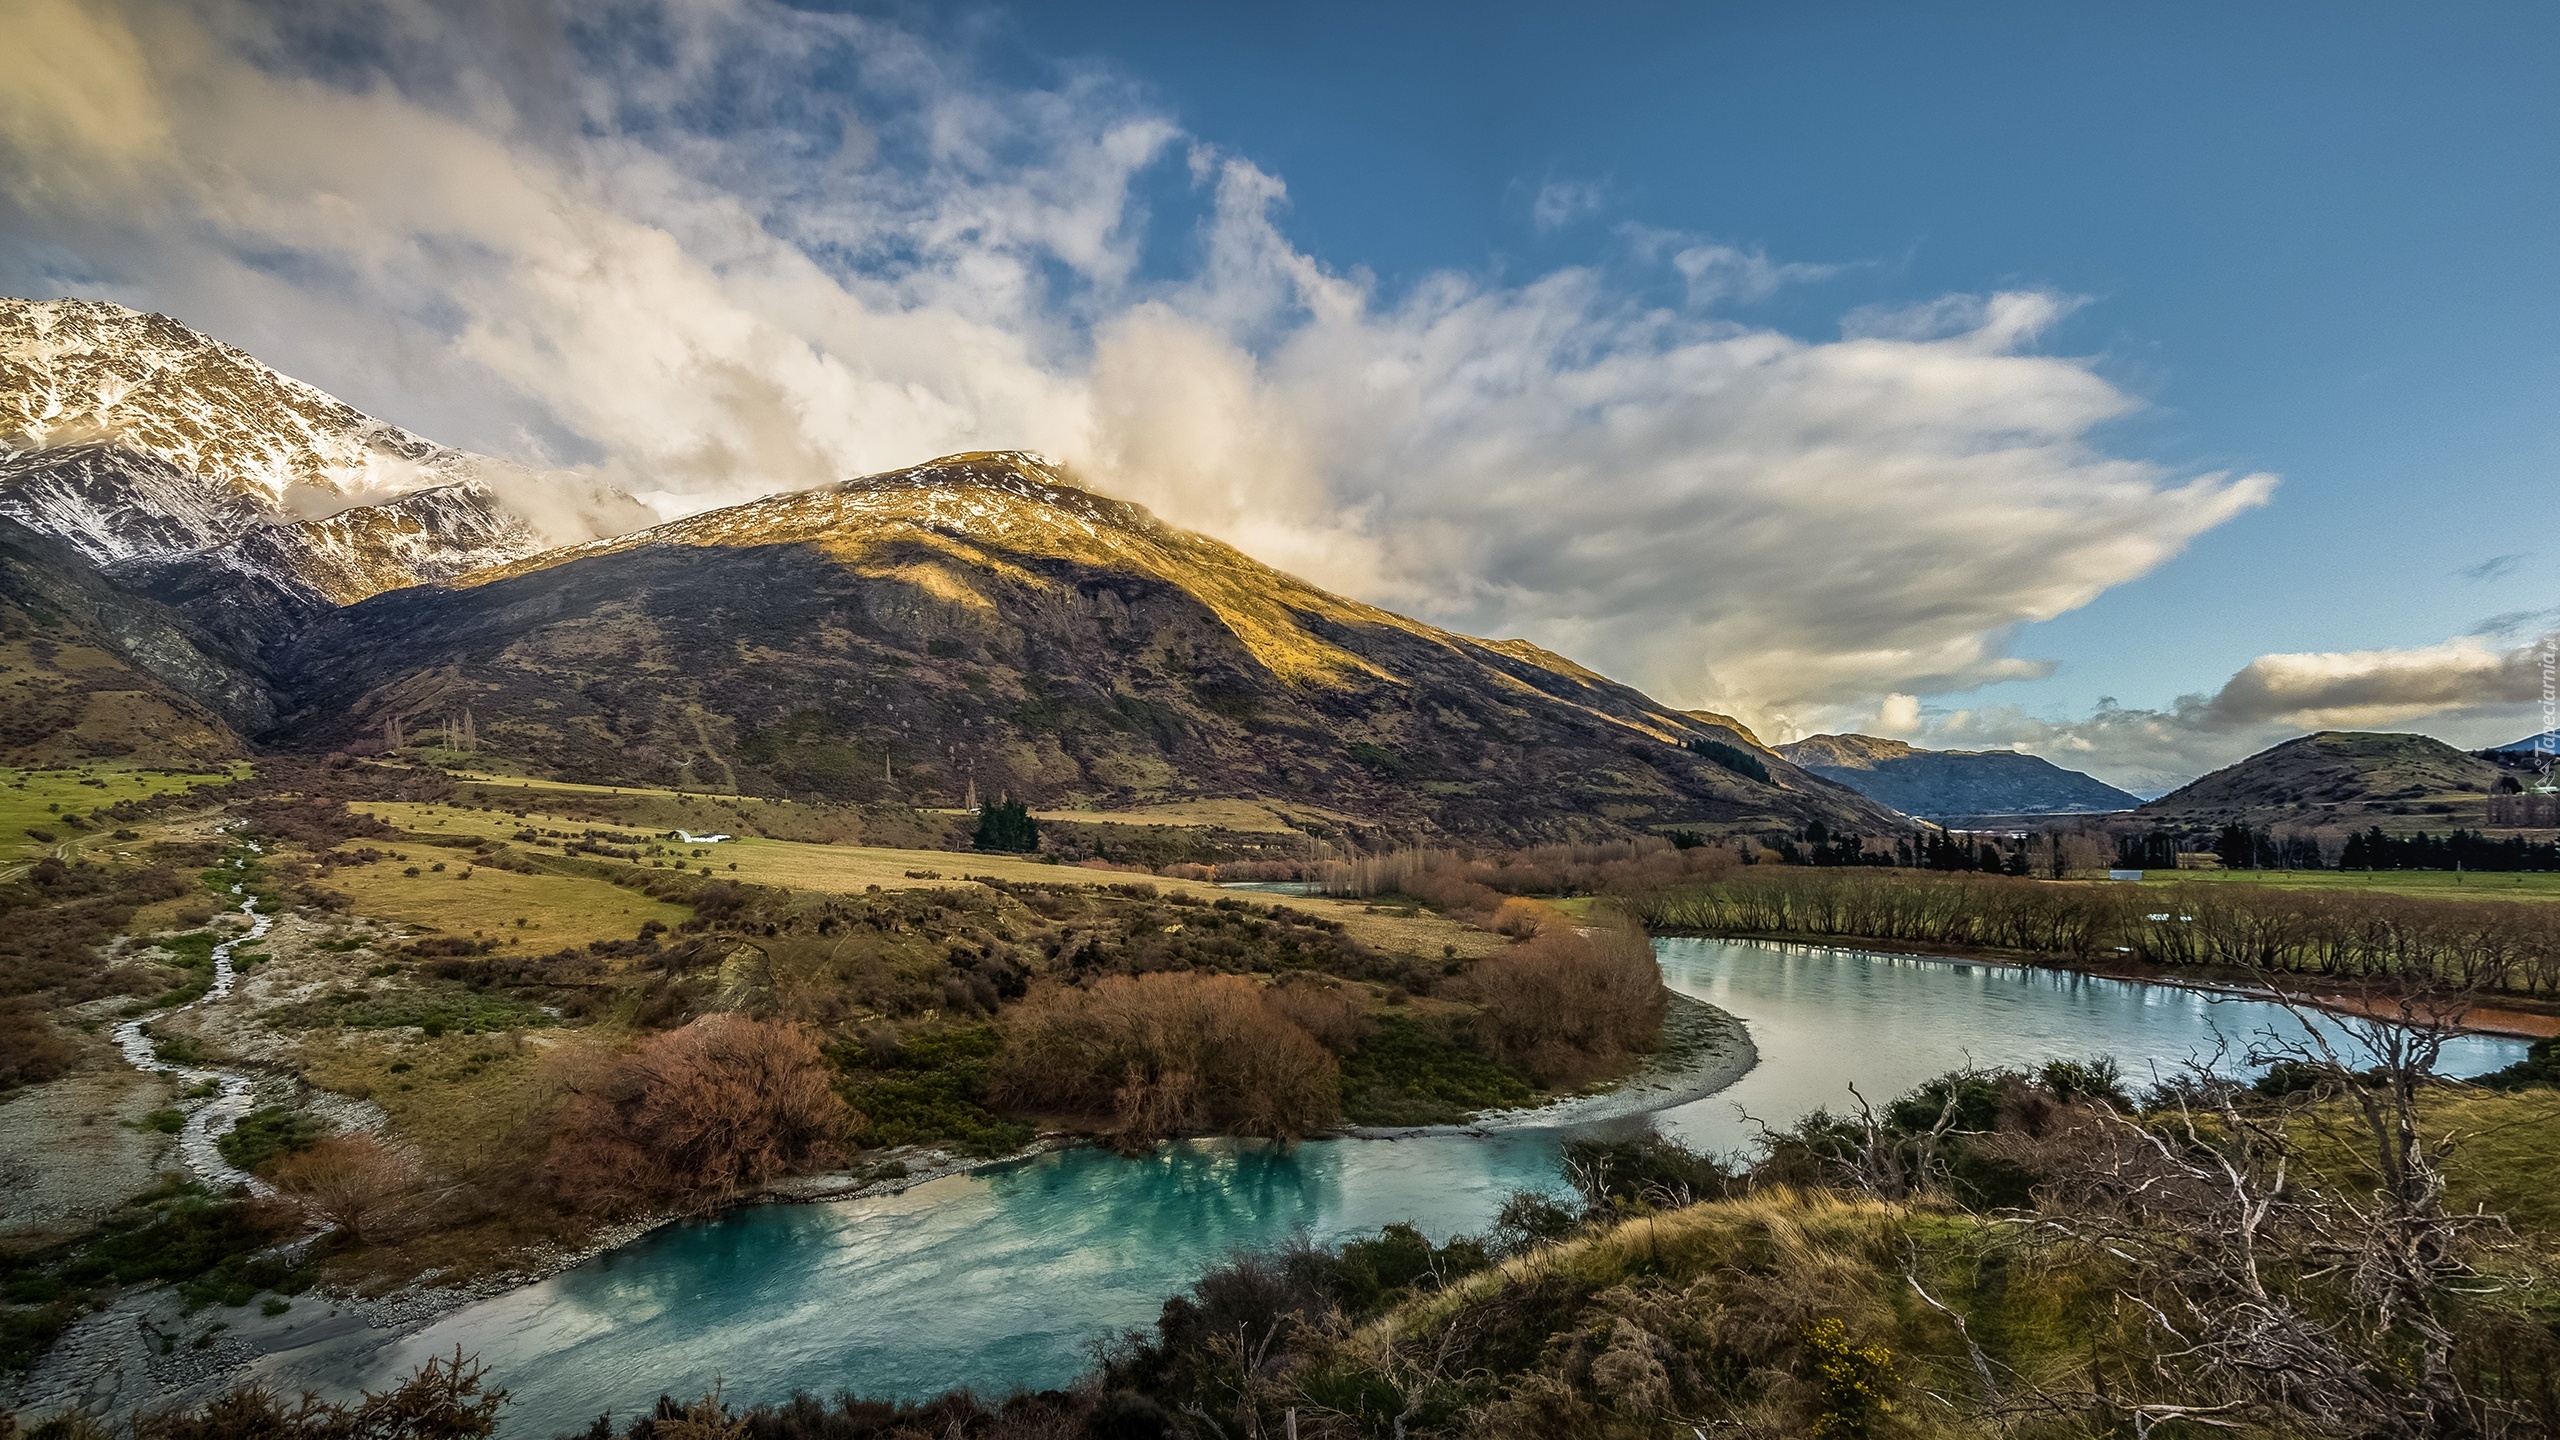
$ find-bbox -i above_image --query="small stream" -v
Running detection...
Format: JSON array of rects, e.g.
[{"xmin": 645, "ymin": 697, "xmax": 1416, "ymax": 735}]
[
  {"xmin": 287, "ymin": 936, "xmax": 2527, "ymax": 1435},
  {"xmin": 111, "ymin": 839, "xmax": 274, "ymax": 1195}
]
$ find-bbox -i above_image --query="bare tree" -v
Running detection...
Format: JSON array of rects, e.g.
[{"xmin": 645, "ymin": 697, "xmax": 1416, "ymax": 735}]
[
  {"xmin": 271, "ymin": 1132, "xmax": 423, "ymax": 1243},
  {"xmin": 2003, "ymin": 976, "xmax": 2536, "ymax": 1437}
]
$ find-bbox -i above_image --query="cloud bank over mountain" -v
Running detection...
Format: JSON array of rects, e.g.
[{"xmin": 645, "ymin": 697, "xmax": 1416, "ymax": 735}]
[
  {"xmin": 2, "ymin": 0, "xmax": 2285, "ymax": 771},
  {"xmin": 1867, "ymin": 627, "xmax": 2558, "ymax": 794}
]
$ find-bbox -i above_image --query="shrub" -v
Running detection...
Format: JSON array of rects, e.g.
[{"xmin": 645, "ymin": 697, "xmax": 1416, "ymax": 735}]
[
  {"xmin": 1490, "ymin": 896, "xmax": 1551, "ymax": 938},
  {"xmin": 271, "ymin": 1134, "xmax": 422, "ymax": 1243},
  {"xmin": 990, "ymin": 973, "xmax": 1341, "ymax": 1148},
  {"xmin": 548, "ymin": 1016, "xmax": 852, "ymax": 1214},
  {"xmin": 829, "ymin": 1025, "xmax": 1032, "ymax": 1157},
  {"xmin": 111, "ymin": 1351, "xmax": 503, "ymax": 1439},
  {"xmin": 1464, "ymin": 921, "xmax": 1666, "ymax": 1087},
  {"xmin": 0, "ymin": 1000, "xmax": 76, "ymax": 1088},
  {"xmin": 217, "ymin": 1107, "xmax": 328, "ymax": 1173},
  {"xmin": 1337, "ymin": 1012, "xmax": 1535, "ymax": 1125},
  {"xmin": 1263, "ymin": 975, "xmax": 1372, "ymax": 1055}
]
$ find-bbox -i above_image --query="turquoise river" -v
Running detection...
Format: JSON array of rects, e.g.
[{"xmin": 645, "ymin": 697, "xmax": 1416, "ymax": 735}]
[{"xmin": 318, "ymin": 938, "xmax": 2527, "ymax": 1434}]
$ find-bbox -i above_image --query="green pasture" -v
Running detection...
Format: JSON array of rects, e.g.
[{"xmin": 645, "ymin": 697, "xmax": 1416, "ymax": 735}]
[
  {"xmin": 0, "ymin": 763, "xmax": 248, "ymax": 866},
  {"xmin": 2140, "ymin": 867, "xmax": 2560, "ymax": 903}
]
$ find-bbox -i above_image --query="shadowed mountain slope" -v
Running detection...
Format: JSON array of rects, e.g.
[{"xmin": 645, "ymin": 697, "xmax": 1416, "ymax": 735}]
[
  {"xmin": 275, "ymin": 453, "xmax": 1906, "ymax": 844},
  {"xmin": 0, "ymin": 517, "xmax": 253, "ymax": 763},
  {"xmin": 2133, "ymin": 730, "xmax": 2508, "ymax": 833},
  {"xmin": 1777, "ymin": 733, "xmax": 2139, "ymax": 822}
]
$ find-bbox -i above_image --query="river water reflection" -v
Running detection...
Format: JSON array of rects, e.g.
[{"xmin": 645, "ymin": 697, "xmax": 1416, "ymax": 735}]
[{"xmin": 341, "ymin": 938, "xmax": 2525, "ymax": 1434}]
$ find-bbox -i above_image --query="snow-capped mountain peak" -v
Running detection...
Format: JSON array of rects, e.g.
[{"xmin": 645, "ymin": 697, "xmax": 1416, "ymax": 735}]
[{"xmin": 0, "ymin": 296, "xmax": 653, "ymax": 609}]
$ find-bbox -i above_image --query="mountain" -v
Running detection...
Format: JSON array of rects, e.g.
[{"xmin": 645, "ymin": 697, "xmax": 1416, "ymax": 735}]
[
  {"xmin": 0, "ymin": 298, "xmax": 650, "ymax": 613},
  {"xmin": 1774, "ymin": 733, "xmax": 2140, "ymax": 823},
  {"xmin": 1683, "ymin": 710, "xmax": 1767, "ymax": 748},
  {"xmin": 2132, "ymin": 731, "xmax": 2508, "ymax": 833},
  {"xmin": 268, "ymin": 452, "xmax": 1907, "ymax": 843},
  {"xmin": 0, "ymin": 516, "xmax": 255, "ymax": 763},
  {"xmin": 2482, "ymin": 731, "xmax": 2560, "ymax": 765},
  {"xmin": 2, "ymin": 301, "xmax": 1913, "ymax": 842}
]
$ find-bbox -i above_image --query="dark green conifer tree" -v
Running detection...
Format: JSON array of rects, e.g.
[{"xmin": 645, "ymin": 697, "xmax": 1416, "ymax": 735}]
[{"xmin": 973, "ymin": 796, "xmax": 1039, "ymax": 853}]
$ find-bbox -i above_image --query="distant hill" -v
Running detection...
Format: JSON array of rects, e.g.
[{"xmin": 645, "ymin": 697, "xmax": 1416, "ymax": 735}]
[
  {"xmin": 2482, "ymin": 730, "xmax": 2560, "ymax": 766},
  {"xmin": 2133, "ymin": 731, "xmax": 2507, "ymax": 833},
  {"xmin": 1774, "ymin": 733, "xmax": 2138, "ymax": 823}
]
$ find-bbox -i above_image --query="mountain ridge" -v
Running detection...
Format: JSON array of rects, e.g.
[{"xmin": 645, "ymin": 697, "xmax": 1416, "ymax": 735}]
[
  {"xmin": 270, "ymin": 451, "xmax": 1910, "ymax": 842},
  {"xmin": 0, "ymin": 300, "xmax": 1921, "ymax": 842},
  {"xmin": 1775, "ymin": 732, "xmax": 2139, "ymax": 822},
  {"xmin": 0, "ymin": 297, "xmax": 651, "ymax": 609}
]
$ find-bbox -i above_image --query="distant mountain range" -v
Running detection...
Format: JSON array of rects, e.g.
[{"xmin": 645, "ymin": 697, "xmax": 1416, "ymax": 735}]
[
  {"xmin": 0, "ymin": 297, "xmax": 1905, "ymax": 844},
  {"xmin": 2130, "ymin": 730, "xmax": 2508, "ymax": 833},
  {"xmin": 1774, "ymin": 733, "xmax": 2139, "ymax": 823},
  {"xmin": 2482, "ymin": 730, "xmax": 2560, "ymax": 764}
]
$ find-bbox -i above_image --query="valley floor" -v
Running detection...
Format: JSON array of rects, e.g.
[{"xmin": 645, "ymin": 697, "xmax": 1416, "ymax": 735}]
[{"xmin": 0, "ymin": 773, "xmax": 1693, "ymax": 1422}]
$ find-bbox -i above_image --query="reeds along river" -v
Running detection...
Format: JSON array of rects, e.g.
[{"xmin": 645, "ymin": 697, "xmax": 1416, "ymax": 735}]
[{"xmin": 306, "ymin": 938, "xmax": 2527, "ymax": 1437}]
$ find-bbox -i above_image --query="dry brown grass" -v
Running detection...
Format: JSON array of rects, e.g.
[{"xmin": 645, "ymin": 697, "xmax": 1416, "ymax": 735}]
[
  {"xmin": 294, "ymin": 1029, "xmax": 589, "ymax": 1180},
  {"xmin": 324, "ymin": 851, "xmax": 689, "ymax": 949}
]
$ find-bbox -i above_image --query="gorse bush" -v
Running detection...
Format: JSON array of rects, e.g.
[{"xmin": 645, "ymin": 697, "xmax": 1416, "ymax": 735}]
[
  {"xmin": 1338, "ymin": 1012, "xmax": 1537, "ymax": 1125},
  {"xmin": 215, "ymin": 1107, "xmax": 327, "ymax": 1173},
  {"xmin": 827, "ymin": 1024, "xmax": 1031, "ymax": 1157}
]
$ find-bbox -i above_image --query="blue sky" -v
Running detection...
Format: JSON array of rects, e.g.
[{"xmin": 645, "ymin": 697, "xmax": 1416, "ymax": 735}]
[
  {"xmin": 989, "ymin": 0, "xmax": 2559, "ymax": 727},
  {"xmin": 4, "ymin": 0, "xmax": 2552, "ymax": 787}
]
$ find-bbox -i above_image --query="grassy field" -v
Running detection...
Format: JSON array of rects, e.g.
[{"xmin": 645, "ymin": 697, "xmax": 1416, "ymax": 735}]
[
  {"xmin": 2141, "ymin": 868, "xmax": 2560, "ymax": 903},
  {"xmin": 345, "ymin": 799, "xmax": 1500, "ymax": 959},
  {"xmin": 0, "ymin": 763, "xmax": 247, "ymax": 865},
  {"xmin": 428, "ymin": 764, "xmax": 791, "ymax": 809},
  {"xmin": 2282, "ymin": 1087, "xmax": 2560, "ymax": 1252},
  {"xmin": 1026, "ymin": 796, "xmax": 1361, "ymax": 834},
  {"xmin": 323, "ymin": 850, "xmax": 692, "ymax": 948},
  {"xmin": 418, "ymin": 761, "xmax": 1357, "ymax": 840},
  {"xmin": 294, "ymin": 1028, "xmax": 591, "ymax": 1176}
]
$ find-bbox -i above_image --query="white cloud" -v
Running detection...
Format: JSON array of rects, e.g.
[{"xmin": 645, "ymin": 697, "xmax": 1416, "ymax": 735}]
[
  {"xmin": 0, "ymin": 0, "xmax": 2281, "ymax": 772},
  {"xmin": 1889, "ymin": 629, "xmax": 2559, "ymax": 794},
  {"xmin": 1529, "ymin": 178, "xmax": 1606, "ymax": 233},
  {"xmin": 1667, "ymin": 242, "xmax": 1840, "ymax": 306}
]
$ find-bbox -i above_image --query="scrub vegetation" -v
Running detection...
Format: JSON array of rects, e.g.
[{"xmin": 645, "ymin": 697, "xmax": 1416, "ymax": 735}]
[
  {"xmin": 134, "ymin": 1008, "xmax": 2553, "ymax": 1440},
  {"xmin": 0, "ymin": 756, "xmax": 1675, "ymax": 1381}
]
